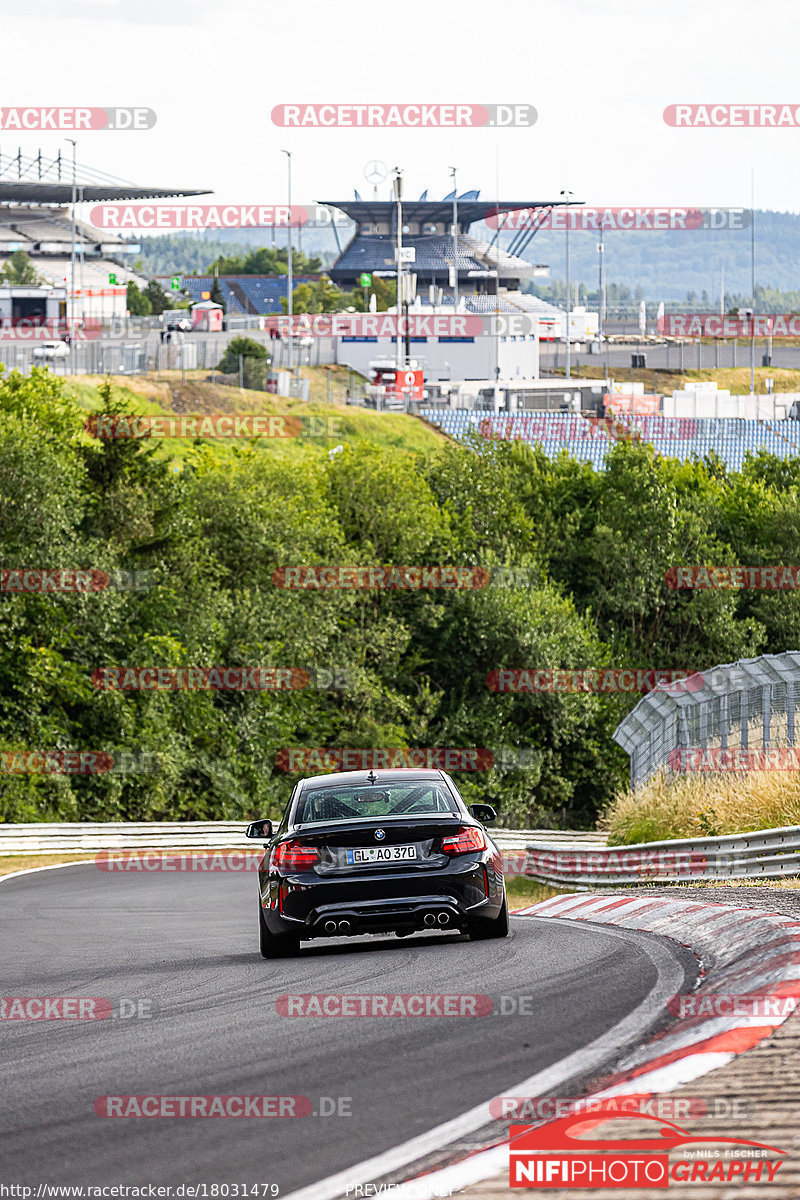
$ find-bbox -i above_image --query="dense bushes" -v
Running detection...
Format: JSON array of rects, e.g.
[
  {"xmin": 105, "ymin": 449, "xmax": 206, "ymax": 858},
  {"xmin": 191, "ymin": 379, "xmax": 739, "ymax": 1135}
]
[{"xmin": 1, "ymin": 369, "xmax": 799, "ymax": 828}]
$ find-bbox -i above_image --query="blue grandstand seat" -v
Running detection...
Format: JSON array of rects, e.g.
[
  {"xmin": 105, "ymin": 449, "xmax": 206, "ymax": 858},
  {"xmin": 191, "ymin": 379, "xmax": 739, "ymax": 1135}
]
[{"xmin": 418, "ymin": 411, "xmax": 800, "ymax": 471}]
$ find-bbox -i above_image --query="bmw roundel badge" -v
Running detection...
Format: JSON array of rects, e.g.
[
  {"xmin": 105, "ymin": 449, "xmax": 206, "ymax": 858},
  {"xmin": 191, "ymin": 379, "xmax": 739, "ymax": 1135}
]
[{"xmin": 375, "ymin": 828, "xmax": 386, "ymax": 841}]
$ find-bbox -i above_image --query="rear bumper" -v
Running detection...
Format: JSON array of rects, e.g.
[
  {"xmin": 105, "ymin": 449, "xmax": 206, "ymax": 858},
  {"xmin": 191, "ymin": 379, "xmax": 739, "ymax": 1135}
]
[{"xmin": 260, "ymin": 859, "xmax": 503, "ymax": 938}]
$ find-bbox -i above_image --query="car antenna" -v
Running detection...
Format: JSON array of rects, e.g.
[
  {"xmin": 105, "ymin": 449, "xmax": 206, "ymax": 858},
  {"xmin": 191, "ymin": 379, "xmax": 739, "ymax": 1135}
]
[{"xmin": 366, "ymin": 771, "xmax": 378, "ymax": 784}]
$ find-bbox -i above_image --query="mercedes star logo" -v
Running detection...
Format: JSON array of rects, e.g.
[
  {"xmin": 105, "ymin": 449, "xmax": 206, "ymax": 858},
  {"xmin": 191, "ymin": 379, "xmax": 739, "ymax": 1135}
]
[{"xmin": 364, "ymin": 159, "xmax": 388, "ymax": 185}]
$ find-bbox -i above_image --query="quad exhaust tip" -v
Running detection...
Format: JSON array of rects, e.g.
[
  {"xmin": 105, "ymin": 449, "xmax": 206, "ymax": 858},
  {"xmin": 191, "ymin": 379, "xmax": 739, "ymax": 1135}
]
[
  {"xmin": 338, "ymin": 919, "xmax": 352, "ymax": 934},
  {"xmin": 437, "ymin": 912, "xmax": 450, "ymax": 926},
  {"xmin": 324, "ymin": 920, "xmax": 337, "ymax": 934},
  {"xmin": 423, "ymin": 913, "xmax": 437, "ymax": 927}
]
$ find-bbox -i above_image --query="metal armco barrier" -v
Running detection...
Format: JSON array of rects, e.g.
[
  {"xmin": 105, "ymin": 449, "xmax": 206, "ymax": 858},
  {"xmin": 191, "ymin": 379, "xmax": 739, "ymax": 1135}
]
[
  {"xmin": 525, "ymin": 824, "xmax": 800, "ymax": 888},
  {"xmin": 0, "ymin": 822, "xmax": 573, "ymax": 857}
]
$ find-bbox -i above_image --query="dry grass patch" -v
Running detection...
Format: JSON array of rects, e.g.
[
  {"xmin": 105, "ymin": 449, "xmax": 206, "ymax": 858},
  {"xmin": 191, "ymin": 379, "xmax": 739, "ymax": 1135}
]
[
  {"xmin": 600, "ymin": 769, "xmax": 800, "ymax": 845},
  {"xmin": 0, "ymin": 853, "xmax": 98, "ymax": 877}
]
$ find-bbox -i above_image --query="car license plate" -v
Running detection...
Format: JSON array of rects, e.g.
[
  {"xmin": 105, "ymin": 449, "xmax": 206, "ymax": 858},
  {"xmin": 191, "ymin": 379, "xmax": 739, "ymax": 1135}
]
[{"xmin": 345, "ymin": 845, "xmax": 417, "ymax": 865}]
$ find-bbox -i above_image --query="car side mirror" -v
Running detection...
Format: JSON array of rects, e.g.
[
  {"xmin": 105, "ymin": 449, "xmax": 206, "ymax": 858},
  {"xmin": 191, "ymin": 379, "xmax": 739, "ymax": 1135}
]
[
  {"xmin": 246, "ymin": 819, "xmax": 273, "ymax": 840},
  {"xmin": 469, "ymin": 803, "xmax": 497, "ymax": 824}
]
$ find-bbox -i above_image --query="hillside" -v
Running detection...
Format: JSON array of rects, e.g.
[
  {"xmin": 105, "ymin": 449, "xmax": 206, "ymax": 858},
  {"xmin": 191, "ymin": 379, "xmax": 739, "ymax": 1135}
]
[{"xmin": 67, "ymin": 367, "xmax": 446, "ymax": 461}]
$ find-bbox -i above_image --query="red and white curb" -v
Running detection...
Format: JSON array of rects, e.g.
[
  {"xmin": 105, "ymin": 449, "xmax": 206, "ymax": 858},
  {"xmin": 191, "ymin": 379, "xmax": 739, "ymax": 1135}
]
[
  {"xmin": 290, "ymin": 894, "xmax": 800, "ymax": 1200},
  {"xmin": 524, "ymin": 893, "xmax": 800, "ymax": 1096}
]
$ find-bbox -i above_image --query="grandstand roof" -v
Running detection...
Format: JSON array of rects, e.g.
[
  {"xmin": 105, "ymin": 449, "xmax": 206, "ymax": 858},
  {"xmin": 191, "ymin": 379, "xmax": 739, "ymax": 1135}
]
[
  {"xmin": 0, "ymin": 183, "xmax": 210, "ymax": 204},
  {"xmin": 0, "ymin": 148, "xmax": 210, "ymax": 205},
  {"xmin": 320, "ymin": 199, "xmax": 574, "ymax": 229}
]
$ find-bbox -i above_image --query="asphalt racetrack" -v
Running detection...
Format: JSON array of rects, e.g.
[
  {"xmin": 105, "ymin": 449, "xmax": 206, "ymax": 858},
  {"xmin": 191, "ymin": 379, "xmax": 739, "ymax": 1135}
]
[{"xmin": 0, "ymin": 865, "xmax": 695, "ymax": 1193}]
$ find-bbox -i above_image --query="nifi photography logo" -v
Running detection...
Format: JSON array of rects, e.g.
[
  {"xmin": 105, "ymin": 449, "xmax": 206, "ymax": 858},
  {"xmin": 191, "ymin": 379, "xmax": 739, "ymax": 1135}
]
[{"xmin": 509, "ymin": 1103, "xmax": 785, "ymax": 1189}]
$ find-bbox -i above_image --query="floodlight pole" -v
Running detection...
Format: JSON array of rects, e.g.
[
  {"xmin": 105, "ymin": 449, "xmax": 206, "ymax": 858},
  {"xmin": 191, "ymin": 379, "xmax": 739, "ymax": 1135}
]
[
  {"xmin": 282, "ymin": 149, "xmax": 293, "ymax": 372},
  {"xmin": 66, "ymin": 138, "xmax": 77, "ymax": 337},
  {"xmin": 394, "ymin": 168, "xmax": 404, "ymax": 376},
  {"xmin": 597, "ymin": 230, "xmax": 604, "ymax": 339},
  {"xmin": 750, "ymin": 167, "xmax": 755, "ymax": 395},
  {"xmin": 449, "ymin": 166, "xmax": 458, "ymax": 310},
  {"xmin": 561, "ymin": 189, "xmax": 573, "ymax": 381}
]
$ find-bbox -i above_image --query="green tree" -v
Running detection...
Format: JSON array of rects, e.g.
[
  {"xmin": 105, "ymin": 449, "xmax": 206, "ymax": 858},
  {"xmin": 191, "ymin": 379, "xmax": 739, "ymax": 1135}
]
[
  {"xmin": 144, "ymin": 279, "xmax": 170, "ymax": 315},
  {"xmin": 217, "ymin": 337, "xmax": 269, "ymax": 374},
  {"xmin": 126, "ymin": 280, "xmax": 151, "ymax": 316},
  {"xmin": 0, "ymin": 251, "xmax": 42, "ymax": 285},
  {"xmin": 209, "ymin": 276, "xmax": 226, "ymax": 313},
  {"xmin": 345, "ymin": 276, "xmax": 397, "ymax": 312},
  {"xmin": 283, "ymin": 276, "xmax": 344, "ymax": 314},
  {"xmin": 207, "ymin": 247, "xmax": 323, "ymax": 277}
]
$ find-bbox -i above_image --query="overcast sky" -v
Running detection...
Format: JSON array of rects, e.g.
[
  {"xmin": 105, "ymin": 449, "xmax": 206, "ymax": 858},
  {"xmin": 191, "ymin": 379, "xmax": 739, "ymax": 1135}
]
[{"xmin": 1, "ymin": 0, "xmax": 797, "ymax": 215}]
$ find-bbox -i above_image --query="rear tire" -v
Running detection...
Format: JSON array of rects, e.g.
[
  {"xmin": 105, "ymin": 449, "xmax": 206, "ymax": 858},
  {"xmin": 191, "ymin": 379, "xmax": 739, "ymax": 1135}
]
[
  {"xmin": 468, "ymin": 897, "xmax": 509, "ymax": 941},
  {"xmin": 259, "ymin": 904, "xmax": 301, "ymax": 958}
]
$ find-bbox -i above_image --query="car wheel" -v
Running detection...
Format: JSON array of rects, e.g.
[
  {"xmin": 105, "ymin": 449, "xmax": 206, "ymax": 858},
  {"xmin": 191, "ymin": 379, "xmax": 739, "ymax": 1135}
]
[
  {"xmin": 468, "ymin": 897, "xmax": 509, "ymax": 941},
  {"xmin": 259, "ymin": 903, "xmax": 300, "ymax": 958}
]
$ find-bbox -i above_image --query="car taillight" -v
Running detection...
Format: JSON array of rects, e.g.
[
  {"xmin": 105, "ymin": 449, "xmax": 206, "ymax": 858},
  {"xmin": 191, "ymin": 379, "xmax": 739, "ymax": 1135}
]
[
  {"xmin": 440, "ymin": 826, "xmax": 486, "ymax": 856},
  {"xmin": 272, "ymin": 840, "xmax": 320, "ymax": 871}
]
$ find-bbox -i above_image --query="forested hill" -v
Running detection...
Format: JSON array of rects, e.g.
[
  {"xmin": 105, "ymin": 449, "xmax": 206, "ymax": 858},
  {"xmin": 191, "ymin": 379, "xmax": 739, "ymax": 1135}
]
[{"xmin": 135, "ymin": 210, "xmax": 800, "ymax": 301}]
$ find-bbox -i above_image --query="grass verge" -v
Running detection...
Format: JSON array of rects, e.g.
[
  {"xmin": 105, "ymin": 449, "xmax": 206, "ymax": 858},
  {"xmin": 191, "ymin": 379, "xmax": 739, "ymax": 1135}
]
[{"xmin": 505, "ymin": 875, "xmax": 565, "ymax": 908}]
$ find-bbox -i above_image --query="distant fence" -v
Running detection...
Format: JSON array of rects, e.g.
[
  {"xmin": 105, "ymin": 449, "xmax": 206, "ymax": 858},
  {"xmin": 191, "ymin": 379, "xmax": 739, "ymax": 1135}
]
[{"xmin": 0, "ymin": 333, "xmax": 339, "ymax": 378}]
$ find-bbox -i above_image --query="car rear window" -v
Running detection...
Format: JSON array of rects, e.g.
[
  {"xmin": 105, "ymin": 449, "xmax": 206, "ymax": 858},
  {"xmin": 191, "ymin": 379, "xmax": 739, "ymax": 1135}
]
[{"xmin": 294, "ymin": 782, "xmax": 460, "ymax": 825}]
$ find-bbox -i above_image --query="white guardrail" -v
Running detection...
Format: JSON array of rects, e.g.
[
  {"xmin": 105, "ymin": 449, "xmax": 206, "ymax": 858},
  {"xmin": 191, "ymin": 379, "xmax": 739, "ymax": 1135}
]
[
  {"xmin": 0, "ymin": 822, "xmax": 599, "ymax": 858},
  {"xmin": 525, "ymin": 824, "xmax": 800, "ymax": 888}
]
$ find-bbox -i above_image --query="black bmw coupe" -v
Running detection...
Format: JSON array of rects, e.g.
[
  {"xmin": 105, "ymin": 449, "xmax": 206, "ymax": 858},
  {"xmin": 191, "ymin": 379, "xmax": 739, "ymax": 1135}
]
[{"xmin": 246, "ymin": 767, "xmax": 509, "ymax": 957}]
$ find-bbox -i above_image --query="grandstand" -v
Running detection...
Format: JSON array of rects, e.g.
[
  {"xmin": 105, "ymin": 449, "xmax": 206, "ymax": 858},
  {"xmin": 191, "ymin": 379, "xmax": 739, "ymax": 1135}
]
[
  {"xmin": 320, "ymin": 191, "xmax": 568, "ymax": 335},
  {"xmin": 322, "ymin": 194, "xmax": 557, "ymax": 294},
  {"xmin": 419, "ymin": 411, "xmax": 800, "ymax": 471},
  {"xmin": 0, "ymin": 147, "xmax": 209, "ymax": 321}
]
